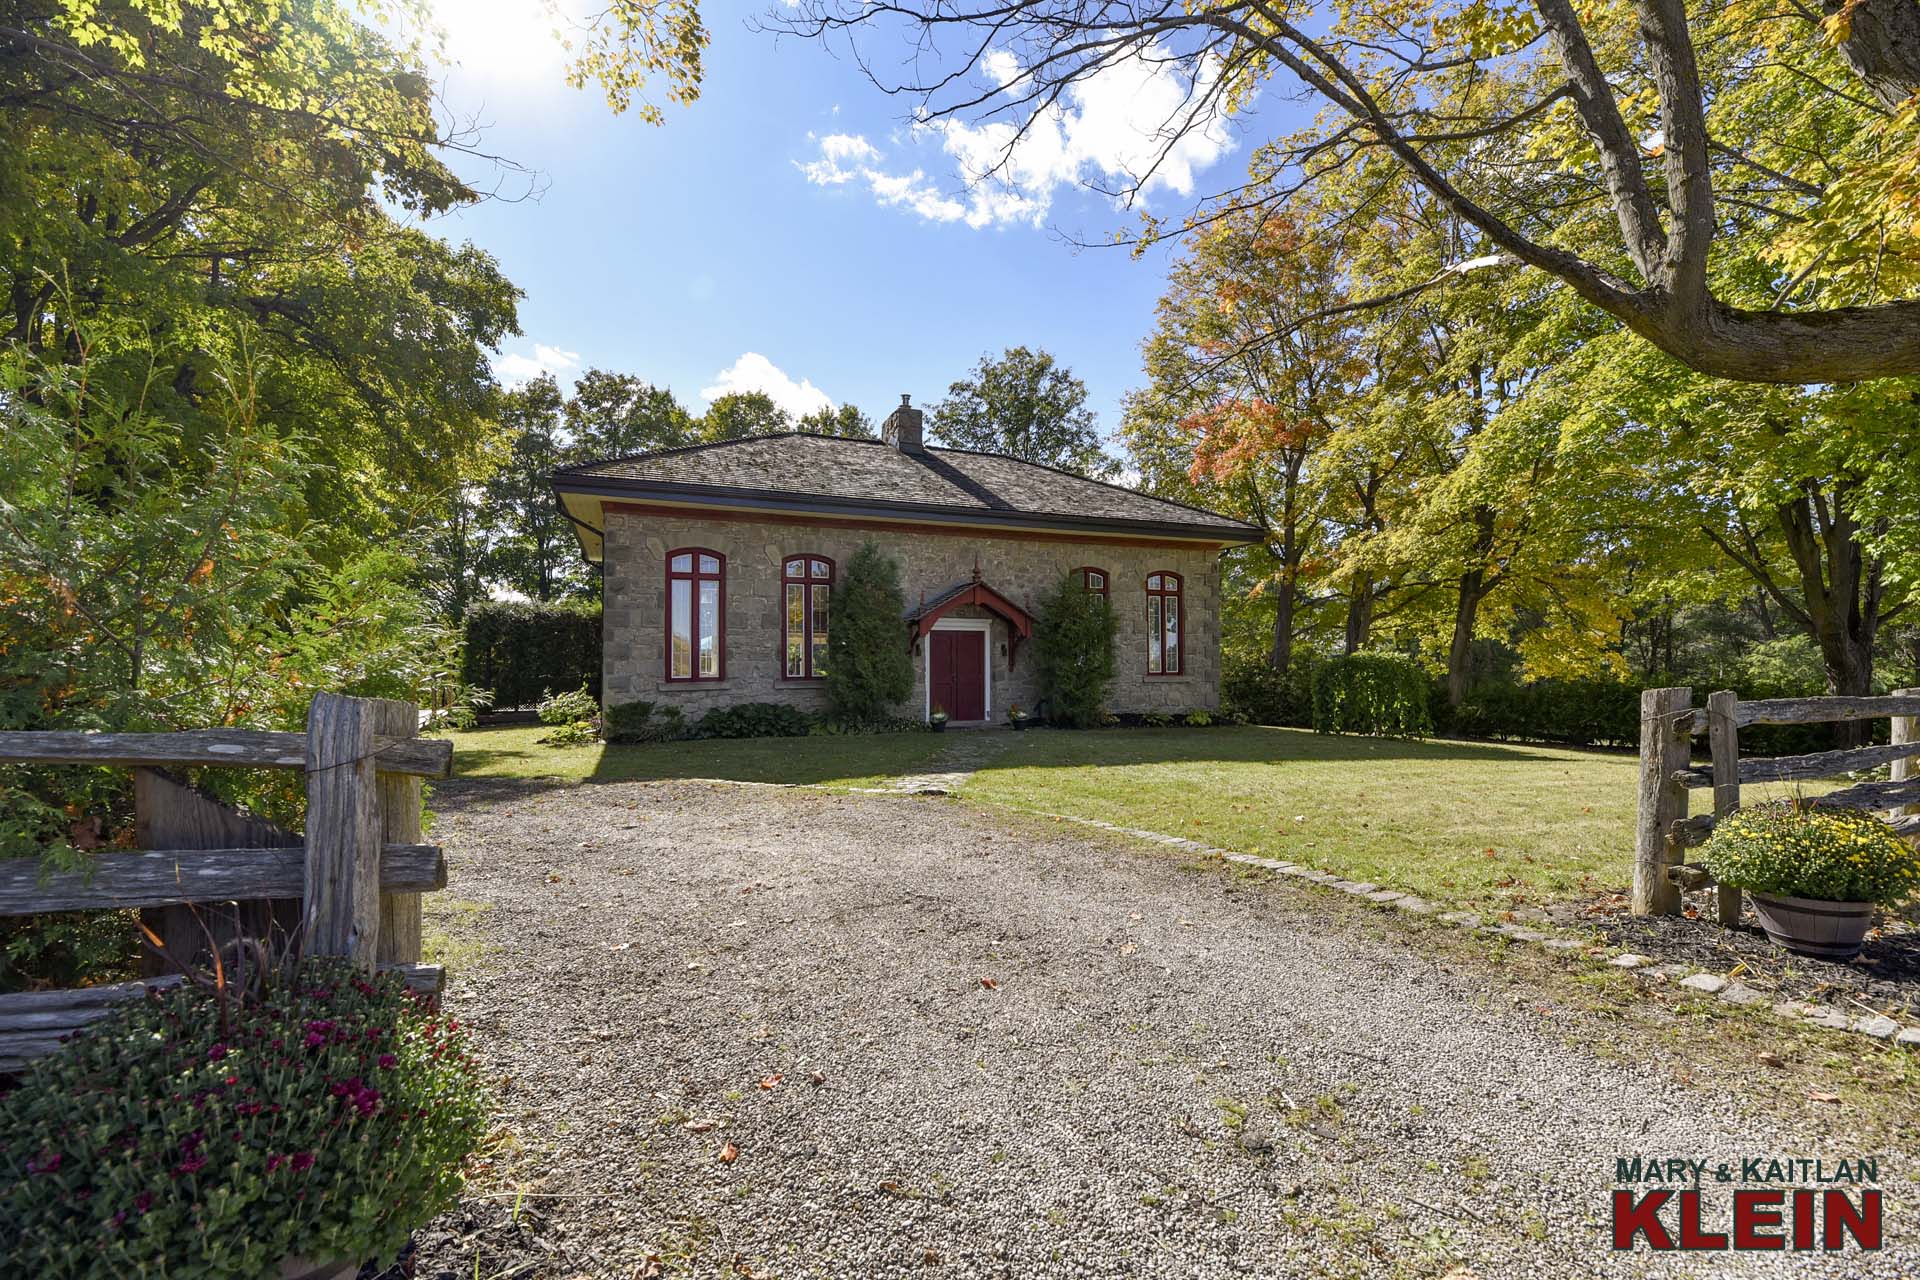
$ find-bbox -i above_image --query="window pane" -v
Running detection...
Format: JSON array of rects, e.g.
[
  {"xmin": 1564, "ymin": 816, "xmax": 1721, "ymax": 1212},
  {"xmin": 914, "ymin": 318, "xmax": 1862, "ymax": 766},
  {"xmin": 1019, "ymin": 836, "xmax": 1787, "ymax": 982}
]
[
  {"xmin": 811, "ymin": 559, "xmax": 829, "ymax": 579},
  {"xmin": 698, "ymin": 553, "xmax": 720, "ymax": 574},
  {"xmin": 1147, "ymin": 574, "xmax": 1161, "ymax": 590},
  {"xmin": 670, "ymin": 553, "xmax": 692, "ymax": 573},
  {"xmin": 1088, "ymin": 571, "xmax": 1104, "ymax": 591},
  {"xmin": 1147, "ymin": 597, "xmax": 1162, "ymax": 673},
  {"xmin": 810, "ymin": 586, "xmax": 829, "ymax": 676},
  {"xmin": 670, "ymin": 579, "xmax": 692, "ymax": 678},
  {"xmin": 786, "ymin": 584, "xmax": 805, "ymax": 677},
  {"xmin": 1164, "ymin": 595, "xmax": 1180, "ymax": 672},
  {"xmin": 785, "ymin": 558, "xmax": 804, "ymax": 577},
  {"xmin": 698, "ymin": 580, "xmax": 720, "ymax": 676}
]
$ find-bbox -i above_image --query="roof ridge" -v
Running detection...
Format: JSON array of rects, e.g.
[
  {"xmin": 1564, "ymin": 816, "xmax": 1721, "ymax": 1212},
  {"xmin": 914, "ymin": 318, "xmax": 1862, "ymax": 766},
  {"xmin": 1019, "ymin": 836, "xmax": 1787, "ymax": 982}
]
[{"xmin": 925, "ymin": 442, "xmax": 1258, "ymax": 527}]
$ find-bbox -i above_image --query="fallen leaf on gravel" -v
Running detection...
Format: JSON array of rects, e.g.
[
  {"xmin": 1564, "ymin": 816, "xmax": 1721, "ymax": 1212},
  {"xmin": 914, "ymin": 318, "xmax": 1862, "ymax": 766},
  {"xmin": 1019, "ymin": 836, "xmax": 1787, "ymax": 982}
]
[
  {"xmin": 1119, "ymin": 941, "xmax": 1138, "ymax": 956},
  {"xmin": 1808, "ymin": 1091, "xmax": 1843, "ymax": 1104},
  {"xmin": 808, "ymin": 1070, "xmax": 827, "ymax": 1086},
  {"xmin": 922, "ymin": 1247, "xmax": 942, "ymax": 1265},
  {"xmin": 1758, "ymin": 1051, "xmax": 1782, "ymax": 1067},
  {"xmin": 685, "ymin": 1118, "xmax": 719, "ymax": 1133},
  {"xmin": 637, "ymin": 1257, "xmax": 664, "ymax": 1279},
  {"xmin": 758, "ymin": 1073, "xmax": 783, "ymax": 1090},
  {"xmin": 545, "ymin": 873, "xmax": 564, "ymax": 883},
  {"xmin": 718, "ymin": 1141, "xmax": 741, "ymax": 1162},
  {"xmin": 980, "ymin": 977, "xmax": 998, "ymax": 989},
  {"xmin": 606, "ymin": 942, "xmax": 632, "ymax": 952}
]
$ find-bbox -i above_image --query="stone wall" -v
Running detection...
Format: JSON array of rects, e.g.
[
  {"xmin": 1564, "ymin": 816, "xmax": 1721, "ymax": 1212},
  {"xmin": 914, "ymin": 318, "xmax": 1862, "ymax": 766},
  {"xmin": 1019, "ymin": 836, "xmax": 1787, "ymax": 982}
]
[{"xmin": 600, "ymin": 507, "xmax": 1225, "ymax": 721}]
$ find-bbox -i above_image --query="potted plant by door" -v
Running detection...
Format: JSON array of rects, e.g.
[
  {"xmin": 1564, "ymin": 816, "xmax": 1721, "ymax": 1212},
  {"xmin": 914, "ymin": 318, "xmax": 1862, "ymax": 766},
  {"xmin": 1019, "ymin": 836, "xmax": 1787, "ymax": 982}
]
[
  {"xmin": 929, "ymin": 704, "xmax": 950, "ymax": 732},
  {"xmin": 0, "ymin": 960, "xmax": 489, "ymax": 1278},
  {"xmin": 1007, "ymin": 704, "xmax": 1031, "ymax": 731},
  {"xmin": 1698, "ymin": 803, "xmax": 1920, "ymax": 959}
]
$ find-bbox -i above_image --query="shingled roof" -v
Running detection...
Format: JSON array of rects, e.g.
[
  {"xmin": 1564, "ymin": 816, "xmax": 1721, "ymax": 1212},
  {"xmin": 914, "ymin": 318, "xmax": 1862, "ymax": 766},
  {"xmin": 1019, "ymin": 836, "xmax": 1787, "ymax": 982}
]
[{"xmin": 553, "ymin": 433, "xmax": 1260, "ymax": 562}]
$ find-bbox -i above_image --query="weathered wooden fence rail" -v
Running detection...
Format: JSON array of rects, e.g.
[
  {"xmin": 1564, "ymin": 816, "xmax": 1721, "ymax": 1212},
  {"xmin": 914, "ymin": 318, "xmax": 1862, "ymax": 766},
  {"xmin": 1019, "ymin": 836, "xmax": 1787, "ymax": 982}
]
[
  {"xmin": 0, "ymin": 693, "xmax": 452, "ymax": 1071},
  {"xmin": 1634, "ymin": 686, "xmax": 1920, "ymax": 918}
]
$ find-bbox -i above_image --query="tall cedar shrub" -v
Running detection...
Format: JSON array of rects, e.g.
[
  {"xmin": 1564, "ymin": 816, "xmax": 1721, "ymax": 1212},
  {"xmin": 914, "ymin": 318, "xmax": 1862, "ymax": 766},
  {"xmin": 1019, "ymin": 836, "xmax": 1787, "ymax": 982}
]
[
  {"xmin": 1311, "ymin": 653, "xmax": 1433, "ymax": 737},
  {"xmin": 825, "ymin": 544, "xmax": 913, "ymax": 723},
  {"xmin": 1033, "ymin": 571, "xmax": 1117, "ymax": 727},
  {"xmin": 460, "ymin": 600, "xmax": 601, "ymax": 709}
]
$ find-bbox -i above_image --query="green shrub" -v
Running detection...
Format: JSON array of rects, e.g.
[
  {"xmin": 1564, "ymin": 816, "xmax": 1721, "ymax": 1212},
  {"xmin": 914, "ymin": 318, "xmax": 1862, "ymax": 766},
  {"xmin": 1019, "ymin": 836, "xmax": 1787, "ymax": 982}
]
[
  {"xmin": 1184, "ymin": 710, "xmax": 1213, "ymax": 727},
  {"xmin": 1143, "ymin": 711, "xmax": 1172, "ymax": 728},
  {"xmin": 1312, "ymin": 653, "xmax": 1433, "ymax": 738},
  {"xmin": 1032, "ymin": 571, "xmax": 1117, "ymax": 728},
  {"xmin": 1699, "ymin": 804, "xmax": 1920, "ymax": 906},
  {"xmin": 536, "ymin": 685, "xmax": 598, "ymax": 726},
  {"xmin": 692, "ymin": 702, "xmax": 813, "ymax": 739},
  {"xmin": 809, "ymin": 713, "xmax": 928, "ymax": 736},
  {"xmin": 604, "ymin": 700, "xmax": 681, "ymax": 744},
  {"xmin": 825, "ymin": 544, "xmax": 913, "ymax": 723},
  {"xmin": 538, "ymin": 720, "xmax": 598, "ymax": 747},
  {"xmin": 461, "ymin": 600, "xmax": 600, "ymax": 710},
  {"xmin": 0, "ymin": 962, "xmax": 487, "ymax": 1277},
  {"xmin": 1221, "ymin": 654, "xmax": 1317, "ymax": 727}
]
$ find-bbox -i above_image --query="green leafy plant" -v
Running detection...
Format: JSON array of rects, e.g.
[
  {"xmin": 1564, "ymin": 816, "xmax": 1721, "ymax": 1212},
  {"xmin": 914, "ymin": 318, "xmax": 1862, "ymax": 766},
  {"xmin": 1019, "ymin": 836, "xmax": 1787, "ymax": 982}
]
[
  {"xmin": 1142, "ymin": 711, "xmax": 1172, "ymax": 728},
  {"xmin": 825, "ymin": 543, "xmax": 913, "ymax": 724},
  {"xmin": 1311, "ymin": 654, "xmax": 1433, "ymax": 738},
  {"xmin": 1184, "ymin": 710, "xmax": 1213, "ymax": 727},
  {"xmin": 538, "ymin": 720, "xmax": 599, "ymax": 748},
  {"xmin": 537, "ymin": 685, "xmax": 598, "ymax": 726},
  {"xmin": 1699, "ymin": 804, "xmax": 1920, "ymax": 906},
  {"xmin": 0, "ymin": 961, "xmax": 488, "ymax": 1277},
  {"xmin": 692, "ymin": 702, "xmax": 813, "ymax": 739},
  {"xmin": 1032, "ymin": 570, "xmax": 1117, "ymax": 727}
]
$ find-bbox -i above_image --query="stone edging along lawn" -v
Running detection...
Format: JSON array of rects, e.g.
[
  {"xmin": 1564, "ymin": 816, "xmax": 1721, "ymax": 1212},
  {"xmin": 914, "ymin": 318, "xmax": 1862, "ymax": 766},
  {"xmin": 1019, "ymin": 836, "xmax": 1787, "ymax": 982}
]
[{"xmin": 972, "ymin": 801, "xmax": 1920, "ymax": 1055}]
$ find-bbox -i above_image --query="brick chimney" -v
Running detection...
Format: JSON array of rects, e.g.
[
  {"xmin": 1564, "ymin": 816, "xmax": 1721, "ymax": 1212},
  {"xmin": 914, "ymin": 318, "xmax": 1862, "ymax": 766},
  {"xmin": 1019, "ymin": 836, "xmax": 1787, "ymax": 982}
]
[{"xmin": 882, "ymin": 393, "xmax": 925, "ymax": 454}]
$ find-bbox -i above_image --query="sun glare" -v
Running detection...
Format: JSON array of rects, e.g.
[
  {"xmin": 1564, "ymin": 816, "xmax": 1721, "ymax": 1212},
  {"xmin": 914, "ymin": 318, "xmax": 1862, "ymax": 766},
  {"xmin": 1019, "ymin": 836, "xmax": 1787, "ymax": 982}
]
[{"xmin": 430, "ymin": 0, "xmax": 569, "ymax": 82}]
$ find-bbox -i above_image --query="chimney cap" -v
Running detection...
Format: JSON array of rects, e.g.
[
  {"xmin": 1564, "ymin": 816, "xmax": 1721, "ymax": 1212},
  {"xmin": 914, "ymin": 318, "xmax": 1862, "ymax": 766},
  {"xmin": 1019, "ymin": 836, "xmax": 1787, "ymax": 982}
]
[{"xmin": 900, "ymin": 393, "xmax": 912, "ymax": 406}]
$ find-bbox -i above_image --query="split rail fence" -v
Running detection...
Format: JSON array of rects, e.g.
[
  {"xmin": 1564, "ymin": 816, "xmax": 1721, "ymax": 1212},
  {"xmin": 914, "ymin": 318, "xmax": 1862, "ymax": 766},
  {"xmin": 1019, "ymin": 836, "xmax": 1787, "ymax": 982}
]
[
  {"xmin": 1634, "ymin": 686, "xmax": 1920, "ymax": 918},
  {"xmin": 0, "ymin": 693, "xmax": 453, "ymax": 1071}
]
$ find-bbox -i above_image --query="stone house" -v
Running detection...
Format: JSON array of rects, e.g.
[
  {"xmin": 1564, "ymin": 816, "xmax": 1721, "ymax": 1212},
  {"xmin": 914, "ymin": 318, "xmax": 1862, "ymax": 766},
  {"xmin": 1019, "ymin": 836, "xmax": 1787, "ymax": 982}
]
[{"xmin": 552, "ymin": 396, "xmax": 1260, "ymax": 725}]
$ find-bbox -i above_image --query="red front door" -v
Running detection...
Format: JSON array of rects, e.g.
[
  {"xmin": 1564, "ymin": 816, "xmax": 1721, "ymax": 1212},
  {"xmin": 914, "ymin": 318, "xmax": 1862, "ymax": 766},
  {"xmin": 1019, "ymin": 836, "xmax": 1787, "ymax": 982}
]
[{"xmin": 929, "ymin": 629, "xmax": 986, "ymax": 721}]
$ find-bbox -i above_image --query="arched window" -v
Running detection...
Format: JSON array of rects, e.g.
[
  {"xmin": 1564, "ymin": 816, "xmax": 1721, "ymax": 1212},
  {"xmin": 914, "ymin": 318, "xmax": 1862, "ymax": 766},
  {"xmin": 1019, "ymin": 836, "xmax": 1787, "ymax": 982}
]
[
  {"xmin": 1074, "ymin": 566, "xmax": 1109, "ymax": 599},
  {"xmin": 1145, "ymin": 571, "xmax": 1182, "ymax": 675},
  {"xmin": 666, "ymin": 548, "xmax": 724, "ymax": 681},
  {"xmin": 782, "ymin": 555, "xmax": 834, "ymax": 679}
]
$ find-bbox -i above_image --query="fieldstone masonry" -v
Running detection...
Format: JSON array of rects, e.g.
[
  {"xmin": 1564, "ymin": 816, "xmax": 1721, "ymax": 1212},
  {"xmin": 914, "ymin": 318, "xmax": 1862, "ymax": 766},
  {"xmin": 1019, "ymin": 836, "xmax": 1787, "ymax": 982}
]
[{"xmin": 601, "ymin": 507, "xmax": 1224, "ymax": 721}]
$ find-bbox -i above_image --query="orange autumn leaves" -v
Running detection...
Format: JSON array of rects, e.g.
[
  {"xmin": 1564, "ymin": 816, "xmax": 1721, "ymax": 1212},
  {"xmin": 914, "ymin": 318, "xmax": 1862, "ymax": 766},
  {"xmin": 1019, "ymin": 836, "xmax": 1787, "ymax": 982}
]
[{"xmin": 1179, "ymin": 396, "xmax": 1326, "ymax": 488}]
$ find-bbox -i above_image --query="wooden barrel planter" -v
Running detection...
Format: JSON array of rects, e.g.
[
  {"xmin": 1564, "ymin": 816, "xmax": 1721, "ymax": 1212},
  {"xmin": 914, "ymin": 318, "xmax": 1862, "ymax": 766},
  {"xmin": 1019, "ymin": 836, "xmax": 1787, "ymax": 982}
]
[{"xmin": 1748, "ymin": 893, "xmax": 1875, "ymax": 960}]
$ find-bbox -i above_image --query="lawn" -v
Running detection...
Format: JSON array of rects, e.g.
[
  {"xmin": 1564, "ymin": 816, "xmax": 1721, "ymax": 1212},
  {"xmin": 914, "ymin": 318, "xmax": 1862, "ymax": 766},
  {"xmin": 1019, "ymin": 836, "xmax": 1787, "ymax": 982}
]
[
  {"xmin": 446, "ymin": 723, "xmax": 952, "ymax": 789},
  {"xmin": 444, "ymin": 723, "xmax": 1802, "ymax": 915}
]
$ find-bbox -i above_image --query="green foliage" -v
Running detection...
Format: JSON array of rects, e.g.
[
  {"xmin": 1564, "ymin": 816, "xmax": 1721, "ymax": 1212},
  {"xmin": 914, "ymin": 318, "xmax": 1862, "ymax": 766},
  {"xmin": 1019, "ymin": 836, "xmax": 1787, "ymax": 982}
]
[
  {"xmin": 929, "ymin": 346, "xmax": 1114, "ymax": 476},
  {"xmin": 603, "ymin": 700, "xmax": 662, "ymax": 743},
  {"xmin": 1442, "ymin": 679, "xmax": 1641, "ymax": 748},
  {"xmin": 483, "ymin": 376, "xmax": 590, "ymax": 603},
  {"xmin": 0, "ymin": 962, "xmax": 487, "ymax": 1277},
  {"xmin": 811, "ymin": 714, "xmax": 930, "ymax": 736},
  {"xmin": 1032, "ymin": 572, "xmax": 1118, "ymax": 727},
  {"xmin": 460, "ymin": 601, "xmax": 601, "ymax": 710},
  {"xmin": 824, "ymin": 544, "xmax": 913, "ymax": 724},
  {"xmin": 537, "ymin": 686, "xmax": 599, "ymax": 727},
  {"xmin": 691, "ymin": 702, "xmax": 813, "ymax": 740},
  {"xmin": 1700, "ymin": 805, "xmax": 1920, "ymax": 907},
  {"xmin": 796, "ymin": 403, "xmax": 876, "ymax": 438},
  {"xmin": 1184, "ymin": 711, "xmax": 1213, "ymax": 727},
  {"xmin": 1312, "ymin": 654, "xmax": 1434, "ymax": 738},
  {"xmin": 564, "ymin": 370, "xmax": 698, "ymax": 458},
  {"xmin": 700, "ymin": 391, "xmax": 791, "ymax": 441},
  {"xmin": 1142, "ymin": 711, "xmax": 1173, "ymax": 728},
  {"xmin": 1222, "ymin": 655, "xmax": 1319, "ymax": 727},
  {"xmin": 538, "ymin": 720, "xmax": 599, "ymax": 747}
]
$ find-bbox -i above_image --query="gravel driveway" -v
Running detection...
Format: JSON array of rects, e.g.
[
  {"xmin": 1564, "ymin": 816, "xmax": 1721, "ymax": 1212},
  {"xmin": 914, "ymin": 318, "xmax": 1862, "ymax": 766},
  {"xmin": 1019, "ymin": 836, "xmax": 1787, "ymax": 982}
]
[{"xmin": 408, "ymin": 778, "xmax": 1912, "ymax": 1280}]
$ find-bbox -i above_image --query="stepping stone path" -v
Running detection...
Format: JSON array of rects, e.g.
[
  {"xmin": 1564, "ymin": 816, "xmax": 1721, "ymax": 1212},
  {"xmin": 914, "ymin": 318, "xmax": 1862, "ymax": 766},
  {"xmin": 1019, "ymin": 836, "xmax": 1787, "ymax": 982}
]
[{"xmin": 880, "ymin": 729, "xmax": 1021, "ymax": 795}]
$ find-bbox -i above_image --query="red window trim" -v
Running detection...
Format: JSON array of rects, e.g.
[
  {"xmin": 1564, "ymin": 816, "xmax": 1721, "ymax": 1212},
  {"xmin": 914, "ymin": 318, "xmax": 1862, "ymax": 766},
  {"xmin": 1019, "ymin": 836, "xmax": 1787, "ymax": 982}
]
[
  {"xmin": 1073, "ymin": 565, "xmax": 1110, "ymax": 599},
  {"xmin": 780, "ymin": 554, "xmax": 835, "ymax": 681},
  {"xmin": 665, "ymin": 547, "xmax": 726, "ymax": 682},
  {"xmin": 1145, "ymin": 570, "xmax": 1184, "ymax": 676}
]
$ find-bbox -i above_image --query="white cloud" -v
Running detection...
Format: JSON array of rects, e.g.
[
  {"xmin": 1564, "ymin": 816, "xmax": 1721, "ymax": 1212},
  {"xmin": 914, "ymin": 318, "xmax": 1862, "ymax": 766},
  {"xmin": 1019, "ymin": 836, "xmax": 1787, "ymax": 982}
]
[
  {"xmin": 494, "ymin": 342, "xmax": 581, "ymax": 385},
  {"xmin": 701, "ymin": 352, "xmax": 832, "ymax": 420},
  {"xmin": 796, "ymin": 46, "xmax": 1233, "ymax": 230}
]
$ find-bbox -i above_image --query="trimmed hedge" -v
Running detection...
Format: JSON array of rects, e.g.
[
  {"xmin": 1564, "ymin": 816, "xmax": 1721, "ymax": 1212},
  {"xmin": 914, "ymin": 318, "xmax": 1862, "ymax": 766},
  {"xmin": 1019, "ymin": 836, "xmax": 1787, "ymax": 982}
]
[
  {"xmin": 1311, "ymin": 653, "xmax": 1433, "ymax": 738},
  {"xmin": 461, "ymin": 600, "xmax": 600, "ymax": 709},
  {"xmin": 1222, "ymin": 653, "xmax": 1318, "ymax": 727}
]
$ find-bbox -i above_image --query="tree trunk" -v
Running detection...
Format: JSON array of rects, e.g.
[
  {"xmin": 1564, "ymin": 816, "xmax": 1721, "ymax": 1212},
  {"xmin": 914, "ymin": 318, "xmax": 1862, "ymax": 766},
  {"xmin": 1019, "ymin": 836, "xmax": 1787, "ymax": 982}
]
[
  {"xmin": 1447, "ymin": 568, "xmax": 1485, "ymax": 708},
  {"xmin": 1343, "ymin": 575, "xmax": 1374, "ymax": 655},
  {"xmin": 1827, "ymin": 0, "xmax": 1920, "ymax": 108},
  {"xmin": 1775, "ymin": 483, "xmax": 1884, "ymax": 746},
  {"xmin": 1269, "ymin": 572, "xmax": 1296, "ymax": 678}
]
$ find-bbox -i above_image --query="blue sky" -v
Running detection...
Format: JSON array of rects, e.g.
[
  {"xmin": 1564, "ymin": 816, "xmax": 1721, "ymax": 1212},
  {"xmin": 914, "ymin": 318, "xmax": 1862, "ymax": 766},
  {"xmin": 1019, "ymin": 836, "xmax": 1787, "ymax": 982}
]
[{"xmin": 412, "ymin": 3, "xmax": 1286, "ymax": 449}]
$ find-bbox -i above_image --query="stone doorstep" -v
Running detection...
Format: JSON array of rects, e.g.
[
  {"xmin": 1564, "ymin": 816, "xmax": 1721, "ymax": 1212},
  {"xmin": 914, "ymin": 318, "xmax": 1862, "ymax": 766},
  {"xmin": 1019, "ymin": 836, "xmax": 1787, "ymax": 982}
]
[{"xmin": 1020, "ymin": 801, "xmax": 1920, "ymax": 1054}]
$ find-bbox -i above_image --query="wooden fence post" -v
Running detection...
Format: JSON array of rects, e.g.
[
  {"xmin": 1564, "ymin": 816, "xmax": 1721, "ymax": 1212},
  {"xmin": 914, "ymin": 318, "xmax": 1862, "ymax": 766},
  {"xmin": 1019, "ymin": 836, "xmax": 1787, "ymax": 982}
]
[
  {"xmin": 370, "ymin": 698, "xmax": 424, "ymax": 965},
  {"xmin": 1634, "ymin": 687, "xmax": 1692, "ymax": 916},
  {"xmin": 304, "ymin": 693, "xmax": 381, "ymax": 967},
  {"xmin": 1893, "ymin": 688, "xmax": 1918, "ymax": 821},
  {"xmin": 1707, "ymin": 689, "xmax": 1743, "ymax": 927}
]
